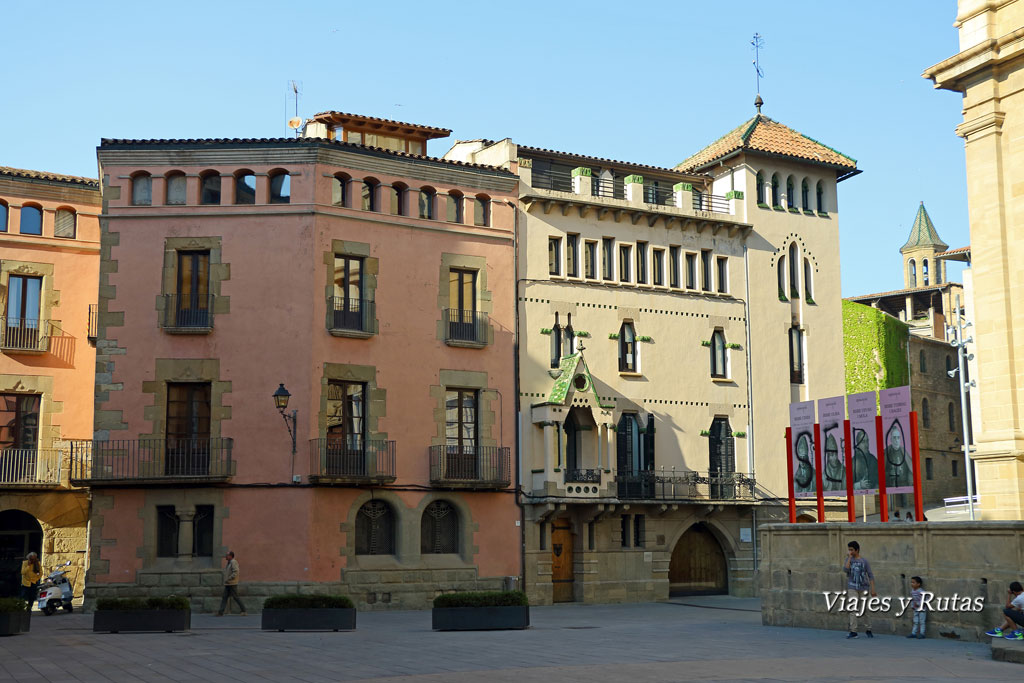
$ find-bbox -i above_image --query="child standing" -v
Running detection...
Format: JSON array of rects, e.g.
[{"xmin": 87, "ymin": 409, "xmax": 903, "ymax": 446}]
[{"xmin": 906, "ymin": 576, "xmax": 926, "ymax": 639}]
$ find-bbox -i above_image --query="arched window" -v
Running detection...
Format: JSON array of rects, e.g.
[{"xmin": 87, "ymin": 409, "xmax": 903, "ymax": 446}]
[
  {"xmin": 19, "ymin": 204, "xmax": 42, "ymax": 235},
  {"xmin": 619, "ymin": 322, "xmax": 636, "ymax": 372},
  {"xmin": 789, "ymin": 243, "xmax": 799, "ymax": 299},
  {"xmin": 771, "ymin": 173, "xmax": 780, "ymax": 207},
  {"xmin": 362, "ymin": 179, "xmax": 379, "ymax": 212},
  {"xmin": 421, "ymin": 501, "xmax": 459, "ymax": 554},
  {"xmin": 803, "ymin": 258, "xmax": 813, "ymax": 301},
  {"xmin": 948, "ymin": 402, "xmax": 956, "ymax": 432},
  {"xmin": 922, "ymin": 259, "xmax": 930, "ymax": 286},
  {"xmin": 54, "ymin": 208, "xmax": 76, "ymax": 239},
  {"xmin": 355, "ymin": 500, "xmax": 395, "ymax": 555},
  {"xmin": 710, "ymin": 329, "xmax": 727, "ymax": 378},
  {"xmin": 418, "ymin": 187, "xmax": 435, "ymax": 219},
  {"xmin": 474, "ymin": 194, "xmax": 490, "ymax": 226},
  {"xmin": 269, "ymin": 170, "xmax": 290, "ymax": 204},
  {"xmin": 616, "ymin": 413, "xmax": 643, "ymax": 473},
  {"xmin": 564, "ymin": 312, "xmax": 575, "ymax": 356},
  {"xmin": 389, "ymin": 183, "xmax": 407, "ymax": 215},
  {"xmin": 789, "ymin": 326, "xmax": 804, "ymax": 384},
  {"xmin": 199, "ymin": 171, "xmax": 221, "ymax": 205},
  {"xmin": 801, "ymin": 179, "xmax": 809, "ymax": 210},
  {"xmin": 0, "ymin": 200, "xmax": 7, "ymax": 232},
  {"xmin": 919, "ymin": 350, "xmax": 927, "ymax": 373},
  {"xmin": 165, "ymin": 172, "xmax": 186, "ymax": 205},
  {"xmin": 946, "ymin": 355, "xmax": 953, "ymax": 373},
  {"xmin": 908, "ymin": 259, "xmax": 917, "ymax": 287},
  {"xmin": 447, "ymin": 191, "xmax": 464, "ymax": 223},
  {"xmin": 131, "ymin": 172, "xmax": 152, "ymax": 206},
  {"xmin": 816, "ymin": 181, "xmax": 825, "ymax": 213},
  {"xmin": 756, "ymin": 172, "xmax": 765, "ymax": 204},
  {"xmin": 564, "ymin": 411, "xmax": 581, "ymax": 472},
  {"xmin": 234, "ymin": 170, "xmax": 256, "ymax": 205},
  {"xmin": 786, "ymin": 176, "xmax": 795, "ymax": 208},
  {"xmin": 777, "ymin": 256, "xmax": 786, "ymax": 300},
  {"xmin": 921, "ymin": 398, "xmax": 931, "ymax": 428},
  {"xmin": 935, "ymin": 261, "xmax": 942, "ymax": 284},
  {"xmin": 332, "ymin": 173, "xmax": 350, "ymax": 207}
]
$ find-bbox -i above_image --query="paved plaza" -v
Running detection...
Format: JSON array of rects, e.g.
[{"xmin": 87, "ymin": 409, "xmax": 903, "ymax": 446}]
[{"xmin": 0, "ymin": 597, "xmax": 1017, "ymax": 682}]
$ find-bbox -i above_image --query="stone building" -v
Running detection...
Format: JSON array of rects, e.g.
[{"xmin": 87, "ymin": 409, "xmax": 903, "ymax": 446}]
[
  {"xmin": 924, "ymin": 0, "xmax": 1024, "ymax": 519},
  {"xmin": 0, "ymin": 166, "xmax": 99, "ymax": 599},
  {"xmin": 84, "ymin": 113, "xmax": 521, "ymax": 611},
  {"xmin": 445, "ymin": 107, "xmax": 858, "ymax": 603}
]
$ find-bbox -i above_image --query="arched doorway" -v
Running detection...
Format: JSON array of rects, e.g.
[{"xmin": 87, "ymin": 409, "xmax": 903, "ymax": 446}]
[
  {"xmin": 668, "ymin": 522, "xmax": 728, "ymax": 596},
  {"xmin": 0, "ymin": 509, "xmax": 43, "ymax": 597}
]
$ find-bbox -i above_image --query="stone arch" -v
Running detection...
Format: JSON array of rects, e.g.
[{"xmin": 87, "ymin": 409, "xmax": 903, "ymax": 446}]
[
  {"xmin": 667, "ymin": 518, "xmax": 734, "ymax": 596},
  {"xmin": 343, "ymin": 490, "xmax": 407, "ymax": 565},
  {"xmin": 0, "ymin": 508, "xmax": 43, "ymax": 597},
  {"xmin": 410, "ymin": 491, "xmax": 480, "ymax": 564}
]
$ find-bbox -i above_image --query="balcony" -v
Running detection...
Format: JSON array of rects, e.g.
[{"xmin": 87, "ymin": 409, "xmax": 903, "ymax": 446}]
[
  {"xmin": 160, "ymin": 294, "xmax": 214, "ymax": 333},
  {"xmin": 564, "ymin": 468, "xmax": 601, "ymax": 484},
  {"xmin": 327, "ymin": 296, "xmax": 375, "ymax": 338},
  {"xmin": 0, "ymin": 448, "xmax": 63, "ymax": 487},
  {"xmin": 1, "ymin": 318, "xmax": 51, "ymax": 353},
  {"xmin": 87, "ymin": 304, "xmax": 98, "ymax": 342},
  {"xmin": 69, "ymin": 438, "xmax": 234, "ymax": 485},
  {"xmin": 429, "ymin": 445, "xmax": 510, "ymax": 489},
  {"xmin": 443, "ymin": 309, "xmax": 488, "ymax": 348},
  {"xmin": 616, "ymin": 470, "xmax": 757, "ymax": 502},
  {"xmin": 308, "ymin": 437, "xmax": 396, "ymax": 485}
]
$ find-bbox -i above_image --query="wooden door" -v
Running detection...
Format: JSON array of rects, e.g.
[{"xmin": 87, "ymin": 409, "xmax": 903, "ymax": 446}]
[
  {"xmin": 668, "ymin": 523, "xmax": 728, "ymax": 596},
  {"xmin": 550, "ymin": 521, "xmax": 575, "ymax": 603}
]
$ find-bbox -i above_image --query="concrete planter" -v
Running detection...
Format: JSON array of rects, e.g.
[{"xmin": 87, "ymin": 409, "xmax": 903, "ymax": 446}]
[
  {"xmin": 93, "ymin": 609, "xmax": 191, "ymax": 633},
  {"xmin": 432, "ymin": 605, "xmax": 529, "ymax": 631},
  {"xmin": 261, "ymin": 608, "xmax": 356, "ymax": 632},
  {"xmin": 0, "ymin": 611, "xmax": 30, "ymax": 636}
]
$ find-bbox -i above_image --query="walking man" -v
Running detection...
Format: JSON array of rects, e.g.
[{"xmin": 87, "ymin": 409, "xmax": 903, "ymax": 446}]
[
  {"xmin": 843, "ymin": 540, "xmax": 876, "ymax": 639},
  {"xmin": 216, "ymin": 550, "xmax": 247, "ymax": 616}
]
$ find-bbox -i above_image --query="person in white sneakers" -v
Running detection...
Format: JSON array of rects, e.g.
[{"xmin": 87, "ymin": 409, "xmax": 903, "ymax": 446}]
[
  {"xmin": 843, "ymin": 541, "xmax": 876, "ymax": 639},
  {"xmin": 986, "ymin": 581, "xmax": 1024, "ymax": 640}
]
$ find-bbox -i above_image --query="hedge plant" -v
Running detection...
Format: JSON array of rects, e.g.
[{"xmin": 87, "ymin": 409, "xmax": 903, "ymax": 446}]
[
  {"xmin": 433, "ymin": 590, "xmax": 528, "ymax": 608},
  {"xmin": 0, "ymin": 597, "xmax": 27, "ymax": 613},
  {"xmin": 263, "ymin": 595, "xmax": 354, "ymax": 610},
  {"xmin": 95, "ymin": 596, "xmax": 190, "ymax": 611}
]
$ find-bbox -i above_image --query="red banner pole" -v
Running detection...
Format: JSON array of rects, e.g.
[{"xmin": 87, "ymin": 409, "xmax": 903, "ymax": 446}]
[
  {"xmin": 844, "ymin": 419, "xmax": 855, "ymax": 523},
  {"xmin": 814, "ymin": 422, "xmax": 825, "ymax": 522},
  {"xmin": 910, "ymin": 411, "xmax": 924, "ymax": 522},
  {"xmin": 786, "ymin": 427, "xmax": 796, "ymax": 523},
  {"xmin": 876, "ymin": 414, "xmax": 888, "ymax": 522}
]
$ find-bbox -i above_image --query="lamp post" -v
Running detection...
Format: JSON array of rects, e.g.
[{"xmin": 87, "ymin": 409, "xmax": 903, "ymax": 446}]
[
  {"xmin": 947, "ymin": 295, "xmax": 976, "ymax": 520},
  {"xmin": 273, "ymin": 384, "xmax": 297, "ymax": 479}
]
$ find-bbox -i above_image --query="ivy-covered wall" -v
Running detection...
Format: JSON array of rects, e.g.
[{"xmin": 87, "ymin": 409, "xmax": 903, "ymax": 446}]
[{"xmin": 842, "ymin": 300, "xmax": 909, "ymax": 395}]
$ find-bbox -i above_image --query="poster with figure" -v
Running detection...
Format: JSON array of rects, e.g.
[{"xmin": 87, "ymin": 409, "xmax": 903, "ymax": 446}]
[
  {"xmin": 848, "ymin": 391, "xmax": 879, "ymax": 495},
  {"xmin": 818, "ymin": 396, "xmax": 847, "ymax": 496},
  {"xmin": 880, "ymin": 386, "xmax": 914, "ymax": 494},
  {"xmin": 789, "ymin": 400, "xmax": 816, "ymax": 498}
]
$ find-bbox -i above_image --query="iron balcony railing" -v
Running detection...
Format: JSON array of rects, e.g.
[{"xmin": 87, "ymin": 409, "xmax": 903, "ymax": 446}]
[
  {"xmin": 564, "ymin": 468, "xmax": 601, "ymax": 484},
  {"xmin": 160, "ymin": 294, "xmax": 214, "ymax": 330},
  {"xmin": 87, "ymin": 304, "xmax": 98, "ymax": 341},
  {"xmin": 532, "ymin": 169, "xmax": 574, "ymax": 193},
  {"xmin": 429, "ymin": 445, "xmax": 511, "ymax": 488},
  {"xmin": 692, "ymin": 193, "xmax": 731, "ymax": 214},
  {"xmin": 327, "ymin": 297, "xmax": 374, "ymax": 333},
  {"xmin": 0, "ymin": 448, "xmax": 63, "ymax": 486},
  {"xmin": 308, "ymin": 437, "xmax": 396, "ymax": 483},
  {"xmin": 644, "ymin": 185, "xmax": 675, "ymax": 206},
  {"xmin": 69, "ymin": 438, "xmax": 234, "ymax": 484},
  {"xmin": 592, "ymin": 177, "xmax": 620, "ymax": 199},
  {"xmin": 616, "ymin": 469, "xmax": 757, "ymax": 502},
  {"xmin": 0, "ymin": 317, "xmax": 51, "ymax": 352},
  {"xmin": 443, "ymin": 309, "xmax": 488, "ymax": 345}
]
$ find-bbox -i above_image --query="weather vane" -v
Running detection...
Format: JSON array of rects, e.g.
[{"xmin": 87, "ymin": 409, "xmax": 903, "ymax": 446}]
[{"xmin": 751, "ymin": 33, "xmax": 765, "ymax": 113}]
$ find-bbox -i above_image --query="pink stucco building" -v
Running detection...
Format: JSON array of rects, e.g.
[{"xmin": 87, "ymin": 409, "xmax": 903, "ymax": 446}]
[{"xmin": 85, "ymin": 113, "xmax": 520, "ymax": 610}]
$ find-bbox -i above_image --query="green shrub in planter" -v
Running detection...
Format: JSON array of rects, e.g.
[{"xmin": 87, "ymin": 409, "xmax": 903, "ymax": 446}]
[
  {"xmin": 263, "ymin": 595, "xmax": 353, "ymax": 609},
  {"xmin": 95, "ymin": 596, "xmax": 190, "ymax": 611},
  {"xmin": 93, "ymin": 596, "xmax": 190, "ymax": 633},
  {"xmin": 0, "ymin": 598, "xmax": 27, "ymax": 613},
  {"xmin": 433, "ymin": 591, "xmax": 528, "ymax": 608}
]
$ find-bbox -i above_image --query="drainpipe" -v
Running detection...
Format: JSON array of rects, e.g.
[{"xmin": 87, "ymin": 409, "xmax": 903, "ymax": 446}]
[
  {"xmin": 510, "ymin": 197, "xmax": 526, "ymax": 587},
  {"xmin": 743, "ymin": 243, "xmax": 755, "ymax": 476}
]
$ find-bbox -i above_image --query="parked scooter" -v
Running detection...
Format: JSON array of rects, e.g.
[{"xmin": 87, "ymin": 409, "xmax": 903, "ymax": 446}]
[{"xmin": 36, "ymin": 561, "xmax": 77, "ymax": 615}]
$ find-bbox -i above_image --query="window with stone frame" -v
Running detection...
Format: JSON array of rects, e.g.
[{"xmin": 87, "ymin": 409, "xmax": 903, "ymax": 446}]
[
  {"xmin": 445, "ymin": 389, "xmax": 478, "ymax": 454},
  {"xmin": 710, "ymin": 329, "xmax": 727, "ymax": 378},
  {"xmin": 4, "ymin": 274, "xmax": 43, "ymax": 349},
  {"xmin": 701, "ymin": 250, "xmax": 712, "ymax": 291},
  {"xmin": 584, "ymin": 240, "xmax": 598, "ymax": 279},
  {"xmin": 156, "ymin": 505, "xmax": 178, "ymax": 558},
  {"xmin": 548, "ymin": 236, "xmax": 562, "ymax": 276},
  {"xmin": 355, "ymin": 500, "xmax": 395, "ymax": 555},
  {"xmin": 633, "ymin": 514, "xmax": 645, "ymax": 548},
  {"xmin": 566, "ymin": 234, "xmax": 579, "ymax": 277},
  {"xmin": 619, "ymin": 322, "xmax": 637, "ymax": 372},
  {"xmin": 0, "ymin": 393, "xmax": 40, "ymax": 451},
  {"xmin": 636, "ymin": 241, "xmax": 647, "ymax": 284},
  {"xmin": 421, "ymin": 500, "xmax": 459, "ymax": 554},
  {"xmin": 192, "ymin": 505, "xmax": 214, "ymax": 557}
]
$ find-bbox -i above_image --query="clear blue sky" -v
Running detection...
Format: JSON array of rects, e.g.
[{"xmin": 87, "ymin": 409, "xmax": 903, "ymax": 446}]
[{"xmin": 3, "ymin": 1, "xmax": 966, "ymax": 297}]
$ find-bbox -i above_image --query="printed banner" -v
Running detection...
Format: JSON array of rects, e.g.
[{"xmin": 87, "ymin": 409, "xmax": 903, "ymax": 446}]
[
  {"xmin": 817, "ymin": 396, "xmax": 846, "ymax": 497},
  {"xmin": 847, "ymin": 391, "xmax": 879, "ymax": 495},
  {"xmin": 880, "ymin": 386, "xmax": 914, "ymax": 494},
  {"xmin": 789, "ymin": 400, "xmax": 816, "ymax": 499}
]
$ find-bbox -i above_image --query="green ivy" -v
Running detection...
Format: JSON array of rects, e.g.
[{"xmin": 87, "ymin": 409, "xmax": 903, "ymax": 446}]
[
  {"xmin": 842, "ymin": 300, "xmax": 909, "ymax": 396},
  {"xmin": 609, "ymin": 333, "xmax": 619, "ymax": 340},
  {"xmin": 540, "ymin": 328, "xmax": 552, "ymax": 335},
  {"xmin": 575, "ymin": 330, "xmax": 590, "ymax": 337},
  {"xmin": 700, "ymin": 340, "xmax": 711, "ymax": 347},
  {"xmin": 637, "ymin": 335, "xmax": 653, "ymax": 343},
  {"xmin": 732, "ymin": 431, "xmax": 747, "ymax": 437},
  {"xmin": 699, "ymin": 429, "xmax": 710, "ymax": 436}
]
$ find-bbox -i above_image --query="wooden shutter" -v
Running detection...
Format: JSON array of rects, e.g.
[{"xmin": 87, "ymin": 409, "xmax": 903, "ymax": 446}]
[
  {"xmin": 643, "ymin": 416, "xmax": 656, "ymax": 471},
  {"xmin": 54, "ymin": 210, "xmax": 75, "ymax": 238}
]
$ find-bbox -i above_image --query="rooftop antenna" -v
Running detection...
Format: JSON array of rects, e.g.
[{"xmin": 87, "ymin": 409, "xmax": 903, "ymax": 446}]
[
  {"xmin": 287, "ymin": 80, "xmax": 302, "ymax": 137},
  {"xmin": 751, "ymin": 33, "xmax": 764, "ymax": 113}
]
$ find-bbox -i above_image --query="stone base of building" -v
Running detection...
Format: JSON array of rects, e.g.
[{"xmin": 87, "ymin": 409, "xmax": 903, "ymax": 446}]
[{"xmin": 0, "ymin": 490, "xmax": 89, "ymax": 598}]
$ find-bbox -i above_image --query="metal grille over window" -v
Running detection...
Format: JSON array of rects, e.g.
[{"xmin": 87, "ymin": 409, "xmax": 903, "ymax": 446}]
[
  {"xmin": 356, "ymin": 501, "xmax": 395, "ymax": 555},
  {"xmin": 421, "ymin": 501, "xmax": 458, "ymax": 554}
]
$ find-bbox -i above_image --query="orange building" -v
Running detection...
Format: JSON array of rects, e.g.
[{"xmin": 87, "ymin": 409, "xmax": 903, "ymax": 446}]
[
  {"xmin": 85, "ymin": 113, "xmax": 521, "ymax": 611},
  {"xmin": 0, "ymin": 166, "xmax": 100, "ymax": 599}
]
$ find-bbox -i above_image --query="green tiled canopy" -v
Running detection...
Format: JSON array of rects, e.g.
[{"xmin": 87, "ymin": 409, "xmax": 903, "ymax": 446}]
[{"xmin": 900, "ymin": 203, "xmax": 947, "ymax": 252}]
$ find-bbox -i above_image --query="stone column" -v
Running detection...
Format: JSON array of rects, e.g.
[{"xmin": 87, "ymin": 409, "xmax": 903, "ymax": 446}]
[
  {"xmin": 176, "ymin": 506, "xmax": 196, "ymax": 565},
  {"xmin": 624, "ymin": 175, "xmax": 644, "ymax": 206},
  {"xmin": 674, "ymin": 182, "xmax": 693, "ymax": 210},
  {"xmin": 606, "ymin": 424, "xmax": 616, "ymax": 474},
  {"xmin": 594, "ymin": 423, "xmax": 603, "ymax": 471},
  {"xmin": 572, "ymin": 167, "xmax": 593, "ymax": 196},
  {"xmin": 542, "ymin": 423, "xmax": 555, "ymax": 478}
]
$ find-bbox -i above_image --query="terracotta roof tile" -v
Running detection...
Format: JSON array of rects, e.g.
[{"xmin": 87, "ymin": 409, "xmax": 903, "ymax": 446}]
[
  {"xmin": 0, "ymin": 165, "xmax": 98, "ymax": 188},
  {"xmin": 936, "ymin": 246, "xmax": 970, "ymax": 257},
  {"xmin": 516, "ymin": 143, "xmax": 701, "ymax": 178},
  {"xmin": 311, "ymin": 111, "xmax": 451, "ymax": 137},
  {"xmin": 845, "ymin": 283, "xmax": 955, "ymax": 301},
  {"xmin": 675, "ymin": 115, "xmax": 858, "ymax": 174}
]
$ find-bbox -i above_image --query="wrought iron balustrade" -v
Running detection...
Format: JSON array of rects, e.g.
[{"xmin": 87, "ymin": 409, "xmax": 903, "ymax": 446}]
[
  {"xmin": 532, "ymin": 169, "xmax": 574, "ymax": 193},
  {"xmin": 0, "ymin": 317, "xmax": 51, "ymax": 352},
  {"xmin": 644, "ymin": 185, "xmax": 675, "ymax": 206},
  {"xmin": 69, "ymin": 438, "xmax": 233, "ymax": 484},
  {"xmin": 160, "ymin": 294, "xmax": 214, "ymax": 330},
  {"xmin": 327, "ymin": 297, "xmax": 374, "ymax": 333},
  {"xmin": 692, "ymin": 192, "xmax": 731, "ymax": 214},
  {"xmin": 564, "ymin": 468, "xmax": 601, "ymax": 484},
  {"xmin": 308, "ymin": 437, "xmax": 396, "ymax": 483},
  {"xmin": 592, "ymin": 177, "xmax": 620, "ymax": 199},
  {"xmin": 616, "ymin": 469, "xmax": 757, "ymax": 501},
  {"xmin": 0, "ymin": 448, "xmax": 63, "ymax": 486},
  {"xmin": 443, "ymin": 309, "xmax": 488, "ymax": 345},
  {"xmin": 429, "ymin": 445, "xmax": 510, "ymax": 488}
]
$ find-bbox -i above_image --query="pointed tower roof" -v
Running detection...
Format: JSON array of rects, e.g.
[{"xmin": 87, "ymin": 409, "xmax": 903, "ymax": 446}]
[
  {"xmin": 675, "ymin": 114, "xmax": 859, "ymax": 179},
  {"xmin": 900, "ymin": 203, "xmax": 948, "ymax": 253}
]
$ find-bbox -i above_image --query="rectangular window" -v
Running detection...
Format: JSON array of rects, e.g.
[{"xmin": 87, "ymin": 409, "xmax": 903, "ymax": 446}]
[
  {"xmin": 548, "ymin": 237, "xmax": 562, "ymax": 276},
  {"xmin": 156, "ymin": 505, "xmax": 178, "ymax": 558},
  {"xmin": 445, "ymin": 389, "xmax": 478, "ymax": 453},
  {"xmin": 602, "ymin": 238, "xmax": 614, "ymax": 280},
  {"xmin": 701, "ymin": 250, "xmax": 712, "ymax": 291},
  {"xmin": 952, "ymin": 460, "xmax": 959, "ymax": 477},
  {"xmin": 669, "ymin": 246, "xmax": 680, "ymax": 288},
  {"xmin": 633, "ymin": 514, "xmax": 645, "ymax": 548},
  {"xmin": 636, "ymin": 241, "xmax": 647, "ymax": 284},
  {"xmin": 449, "ymin": 269, "xmax": 477, "ymax": 313},
  {"xmin": 620, "ymin": 514, "xmax": 630, "ymax": 548},
  {"xmin": 326, "ymin": 381, "xmax": 366, "ymax": 448},
  {"xmin": 789, "ymin": 327, "xmax": 804, "ymax": 384},
  {"xmin": 193, "ymin": 505, "xmax": 214, "ymax": 557},
  {"xmin": 619, "ymin": 245, "xmax": 631, "ymax": 283},
  {"xmin": 4, "ymin": 275, "xmax": 43, "ymax": 349},
  {"xmin": 166, "ymin": 384, "xmax": 211, "ymax": 476},
  {"xmin": 717, "ymin": 256, "xmax": 729, "ymax": 293},
  {"xmin": 474, "ymin": 197, "xmax": 489, "ymax": 227},
  {"xmin": 0, "ymin": 393, "xmax": 41, "ymax": 450},
  {"xmin": 332, "ymin": 255, "xmax": 364, "ymax": 330},
  {"xmin": 175, "ymin": 251, "xmax": 210, "ymax": 327},
  {"xmin": 653, "ymin": 249, "xmax": 665, "ymax": 286},
  {"xmin": 685, "ymin": 253, "xmax": 697, "ymax": 289},
  {"xmin": 584, "ymin": 240, "xmax": 598, "ymax": 279},
  {"xmin": 925, "ymin": 457, "xmax": 934, "ymax": 481},
  {"xmin": 588, "ymin": 521, "xmax": 595, "ymax": 550},
  {"xmin": 566, "ymin": 234, "xmax": 579, "ymax": 277}
]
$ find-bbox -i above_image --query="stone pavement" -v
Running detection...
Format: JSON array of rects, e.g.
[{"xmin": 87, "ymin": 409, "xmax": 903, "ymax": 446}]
[{"xmin": 0, "ymin": 597, "xmax": 1017, "ymax": 682}]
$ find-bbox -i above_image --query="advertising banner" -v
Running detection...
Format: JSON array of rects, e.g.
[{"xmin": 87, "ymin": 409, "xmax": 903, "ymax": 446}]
[
  {"xmin": 817, "ymin": 396, "xmax": 846, "ymax": 497},
  {"xmin": 880, "ymin": 386, "xmax": 914, "ymax": 494},
  {"xmin": 848, "ymin": 391, "xmax": 880, "ymax": 495},
  {"xmin": 789, "ymin": 400, "xmax": 816, "ymax": 499}
]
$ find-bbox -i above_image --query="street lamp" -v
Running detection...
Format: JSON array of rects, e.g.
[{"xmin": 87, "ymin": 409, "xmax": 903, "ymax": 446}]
[
  {"xmin": 273, "ymin": 383, "xmax": 297, "ymax": 458},
  {"xmin": 947, "ymin": 295, "xmax": 977, "ymax": 520}
]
